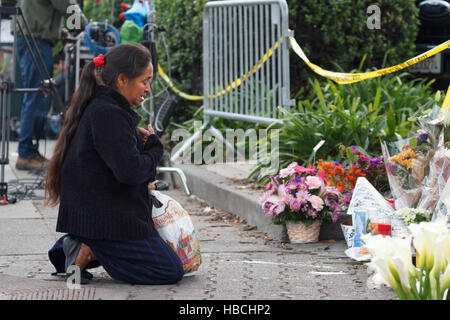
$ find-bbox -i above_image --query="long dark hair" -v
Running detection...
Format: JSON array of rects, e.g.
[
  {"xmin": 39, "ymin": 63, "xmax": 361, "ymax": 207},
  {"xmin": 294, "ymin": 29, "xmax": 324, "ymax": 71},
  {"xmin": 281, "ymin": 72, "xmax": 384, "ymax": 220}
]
[{"xmin": 45, "ymin": 43, "xmax": 152, "ymax": 206}]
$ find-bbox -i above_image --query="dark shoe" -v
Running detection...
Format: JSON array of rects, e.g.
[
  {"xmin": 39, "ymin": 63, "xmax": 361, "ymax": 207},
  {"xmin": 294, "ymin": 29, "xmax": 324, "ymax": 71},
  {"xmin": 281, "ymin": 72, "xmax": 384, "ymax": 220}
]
[
  {"xmin": 154, "ymin": 180, "xmax": 169, "ymax": 191},
  {"xmin": 15, "ymin": 155, "xmax": 47, "ymax": 171},
  {"xmin": 66, "ymin": 267, "xmax": 92, "ymax": 285}
]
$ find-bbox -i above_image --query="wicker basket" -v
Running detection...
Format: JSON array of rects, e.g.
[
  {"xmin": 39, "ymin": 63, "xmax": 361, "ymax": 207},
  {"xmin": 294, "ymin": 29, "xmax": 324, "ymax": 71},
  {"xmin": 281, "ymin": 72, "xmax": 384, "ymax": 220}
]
[{"xmin": 285, "ymin": 220, "xmax": 322, "ymax": 243}]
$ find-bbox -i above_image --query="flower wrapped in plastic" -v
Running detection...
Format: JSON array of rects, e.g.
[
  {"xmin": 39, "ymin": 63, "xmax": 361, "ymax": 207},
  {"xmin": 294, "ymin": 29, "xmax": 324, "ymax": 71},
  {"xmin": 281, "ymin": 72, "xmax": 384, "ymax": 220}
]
[
  {"xmin": 416, "ymin": 134, "xmax": 450, "ymax": 215},
  {"xmin": 259, "ymin": 162, "xmax": 345, "ymax": 226},
  {"xmin": 417, "ymin": 105, "xmax": 449, "ymax": 149},
  {"xmin": 381, "ymin": 131, "xmax": 436, "ymax": 210},
  {"xmin": 413, "ymin": 105, "xmax": 450, "ymax": 217}
]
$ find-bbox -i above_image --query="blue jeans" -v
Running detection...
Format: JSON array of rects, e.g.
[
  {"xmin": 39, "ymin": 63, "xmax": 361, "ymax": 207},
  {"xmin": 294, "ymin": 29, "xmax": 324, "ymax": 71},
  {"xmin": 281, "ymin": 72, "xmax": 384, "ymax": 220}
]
[{"xmin": 16, "ymin": 36, "xmax": 53, "ymax": 158}]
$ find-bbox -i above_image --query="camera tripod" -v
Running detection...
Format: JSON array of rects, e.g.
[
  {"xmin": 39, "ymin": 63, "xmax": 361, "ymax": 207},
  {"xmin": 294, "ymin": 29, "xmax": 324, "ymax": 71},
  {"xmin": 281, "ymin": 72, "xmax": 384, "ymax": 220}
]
[{"xmin": 0, "ymin": 2, "xmax": 65, "ymax": 205}]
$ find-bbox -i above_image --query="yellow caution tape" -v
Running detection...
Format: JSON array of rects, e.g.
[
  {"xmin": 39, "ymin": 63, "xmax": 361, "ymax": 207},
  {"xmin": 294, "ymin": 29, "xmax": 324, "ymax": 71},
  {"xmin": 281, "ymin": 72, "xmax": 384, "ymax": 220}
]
[
  {"xmin": 157, "ymin": 64, "xmax": 203, "ymax": 101},
  {"xmin": 157, "ymin": 38, "xmax": 282, "ymax": 101},
  {"xmin": 159, "ymin": 33, "xmax": 450, "ymax": 107},
  {"xmin": 289, "ymin": 36, "xmax": 450, "ymax": 85}
]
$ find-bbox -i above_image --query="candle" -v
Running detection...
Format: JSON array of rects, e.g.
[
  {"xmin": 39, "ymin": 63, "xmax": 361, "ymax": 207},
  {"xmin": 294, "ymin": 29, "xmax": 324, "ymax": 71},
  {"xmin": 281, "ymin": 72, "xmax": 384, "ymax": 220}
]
[{"xmin": 377, "ymin": 223, "xmax": 391, "ymax": 236}]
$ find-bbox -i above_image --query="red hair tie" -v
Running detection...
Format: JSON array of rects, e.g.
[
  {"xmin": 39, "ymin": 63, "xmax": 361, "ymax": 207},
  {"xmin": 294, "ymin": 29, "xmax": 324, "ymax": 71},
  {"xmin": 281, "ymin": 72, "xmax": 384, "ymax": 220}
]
[{"xmin": 93, "ymin": 54, "xmax": 105, "ymax": 68}]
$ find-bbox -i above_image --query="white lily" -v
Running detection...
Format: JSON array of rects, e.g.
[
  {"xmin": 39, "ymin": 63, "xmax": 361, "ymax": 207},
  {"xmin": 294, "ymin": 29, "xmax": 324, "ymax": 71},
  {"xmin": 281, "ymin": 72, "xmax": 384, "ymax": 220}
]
[
  {"xmin": 363, "ymin": 220, "xmax": 450, "ymax": 300},
  {"xmin": 429, "ymin": 232, "xmax": 450, "ymax": 299},
  {"xmin": 409, "ymin": 219, "xmax": 448, "ymax": 271},
  {"xmin": 441, "ymin": 262, "xmax": 450, "ymax": 299},
  {"xmin": 362, "ymin": 234, "xmax": 416, "ymax": 299}
]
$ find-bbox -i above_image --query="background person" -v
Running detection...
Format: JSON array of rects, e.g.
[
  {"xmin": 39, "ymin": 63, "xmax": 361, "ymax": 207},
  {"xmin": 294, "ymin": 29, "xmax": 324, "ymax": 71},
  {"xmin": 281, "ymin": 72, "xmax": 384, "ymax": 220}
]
[
  {"xmin": 14, "ymin": 0, "xmax": 87, "ymax": 171},
  {"xmin": 45, "ymin": 43, "xmax": 184, "ymax": 285}
]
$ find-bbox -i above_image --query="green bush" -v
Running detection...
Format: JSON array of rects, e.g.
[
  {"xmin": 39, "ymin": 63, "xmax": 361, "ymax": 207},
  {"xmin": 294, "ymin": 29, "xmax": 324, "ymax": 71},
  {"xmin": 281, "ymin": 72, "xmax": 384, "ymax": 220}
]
[
  {"xmin": 287, "ymin": 0, "xmax": 420, "ymax": 92},
  {"xmin": 83, "ymin": 0, "xmax": 125, "ymax": 26}
]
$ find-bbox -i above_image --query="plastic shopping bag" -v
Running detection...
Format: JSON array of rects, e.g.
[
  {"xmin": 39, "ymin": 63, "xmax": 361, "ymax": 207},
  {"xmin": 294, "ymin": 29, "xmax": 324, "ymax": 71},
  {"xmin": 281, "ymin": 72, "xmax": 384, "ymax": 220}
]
[{"xmin": 150, "ymin": 191, "xmax": 201, "ymax": 273}]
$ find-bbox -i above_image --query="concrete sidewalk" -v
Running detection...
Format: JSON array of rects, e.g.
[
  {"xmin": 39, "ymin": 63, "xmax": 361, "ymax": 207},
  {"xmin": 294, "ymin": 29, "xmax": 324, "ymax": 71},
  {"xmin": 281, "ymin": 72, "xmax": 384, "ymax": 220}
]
[{"xmin": 0, "ymin": 140, "xmax": 396, "ymax": 300}]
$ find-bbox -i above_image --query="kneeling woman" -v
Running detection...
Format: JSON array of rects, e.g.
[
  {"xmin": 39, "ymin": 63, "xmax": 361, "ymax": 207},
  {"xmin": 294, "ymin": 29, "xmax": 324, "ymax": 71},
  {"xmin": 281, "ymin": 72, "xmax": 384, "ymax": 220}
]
[{"xmin": 45, "ymin": 44, "xmax": 184, "ymax": 285}]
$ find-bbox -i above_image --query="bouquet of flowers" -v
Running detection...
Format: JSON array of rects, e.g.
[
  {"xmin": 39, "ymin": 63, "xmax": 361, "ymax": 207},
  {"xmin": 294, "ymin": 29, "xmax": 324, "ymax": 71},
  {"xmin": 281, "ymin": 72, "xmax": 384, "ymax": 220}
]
[
  {"xmin": 381, "ymin": 130, "xmax": 436, "ymax": 209},
  {"xmin": 259, "ymin": 162, "xmax": 345, "ymax": 226},
  {"xmin": 396, "ymin": 207, "xmax": 431, "ymax": 225}
]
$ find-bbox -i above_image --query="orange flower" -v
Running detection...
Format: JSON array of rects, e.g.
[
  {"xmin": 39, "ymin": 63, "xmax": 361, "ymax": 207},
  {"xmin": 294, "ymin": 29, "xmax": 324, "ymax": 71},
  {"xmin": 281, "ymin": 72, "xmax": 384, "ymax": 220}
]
[{"xmin": 336, "ymin": 182, "xmax": 345, "ymax": 193}]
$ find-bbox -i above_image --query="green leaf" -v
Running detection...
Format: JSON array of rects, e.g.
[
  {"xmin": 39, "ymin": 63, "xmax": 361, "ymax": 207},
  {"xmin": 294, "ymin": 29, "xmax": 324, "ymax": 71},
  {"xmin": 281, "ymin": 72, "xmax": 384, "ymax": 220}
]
[{"xmin": 386, "ymin": 106, "xmax": 397, "ymax": 137}]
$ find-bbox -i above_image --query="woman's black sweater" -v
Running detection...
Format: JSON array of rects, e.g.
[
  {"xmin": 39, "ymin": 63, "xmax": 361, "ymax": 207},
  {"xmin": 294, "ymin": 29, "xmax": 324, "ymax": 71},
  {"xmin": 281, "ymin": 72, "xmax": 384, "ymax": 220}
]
[{"xmin": 56, "ymin": 86, "xmax": 163, "ymax": 240}]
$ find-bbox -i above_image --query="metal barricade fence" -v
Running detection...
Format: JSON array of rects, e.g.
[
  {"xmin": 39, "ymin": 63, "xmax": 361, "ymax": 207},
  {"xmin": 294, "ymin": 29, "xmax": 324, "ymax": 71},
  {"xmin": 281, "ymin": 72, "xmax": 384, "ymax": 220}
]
[
  {"xmin": 202, "ymin": 0, "xmax": 294, "ymax": 124},
  {"xmin": 171, "ymin": 0, "xmax": 294, "ymax": 162}
]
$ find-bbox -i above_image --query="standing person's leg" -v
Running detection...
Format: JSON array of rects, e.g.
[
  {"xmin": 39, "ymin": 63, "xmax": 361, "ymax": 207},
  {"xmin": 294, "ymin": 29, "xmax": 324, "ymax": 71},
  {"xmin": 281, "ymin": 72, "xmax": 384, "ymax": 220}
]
[
  {"xmin": 15, "ymin": 37, "xmax": 52, "ymax": 170},
  {"xmin": 33, "ymin": 39, "xmax": 53, "ymax": 151}
]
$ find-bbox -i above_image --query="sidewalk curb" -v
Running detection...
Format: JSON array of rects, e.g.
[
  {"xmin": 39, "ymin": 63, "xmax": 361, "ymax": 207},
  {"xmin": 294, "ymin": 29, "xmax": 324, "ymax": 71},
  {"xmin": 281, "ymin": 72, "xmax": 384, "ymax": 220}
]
[{"xmin": 167, "ymin": 164, "xmax": 347, "ymax": 242}]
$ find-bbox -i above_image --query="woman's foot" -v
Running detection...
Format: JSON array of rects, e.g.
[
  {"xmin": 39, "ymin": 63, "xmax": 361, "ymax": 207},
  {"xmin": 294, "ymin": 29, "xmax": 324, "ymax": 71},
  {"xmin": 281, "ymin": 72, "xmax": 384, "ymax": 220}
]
[{"xmin": 75, "ymin": 243, "xmax": 96, "ymax": 271}]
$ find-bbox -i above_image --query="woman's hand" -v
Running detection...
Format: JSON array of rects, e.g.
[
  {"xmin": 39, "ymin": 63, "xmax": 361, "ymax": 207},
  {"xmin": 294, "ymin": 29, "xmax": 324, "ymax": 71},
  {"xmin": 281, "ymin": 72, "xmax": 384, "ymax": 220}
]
[
  {"xmin": 148, "ymin": 180, "xmax": 157, "ymax": 191},
  {"xmin": 138, "ymin": 124, "xmax": 155, "ymax": 144}
]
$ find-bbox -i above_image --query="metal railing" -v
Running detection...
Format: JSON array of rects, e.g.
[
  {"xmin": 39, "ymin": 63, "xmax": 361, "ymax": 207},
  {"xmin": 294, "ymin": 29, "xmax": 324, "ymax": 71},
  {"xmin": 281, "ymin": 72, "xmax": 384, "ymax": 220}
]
[
  {"xmin": 171, "ymin": 0, "xmax": 294, "ymax": 163},
  {"xmin": 202, "ymin": 0, "xmax": 294, "ymax": 124}
]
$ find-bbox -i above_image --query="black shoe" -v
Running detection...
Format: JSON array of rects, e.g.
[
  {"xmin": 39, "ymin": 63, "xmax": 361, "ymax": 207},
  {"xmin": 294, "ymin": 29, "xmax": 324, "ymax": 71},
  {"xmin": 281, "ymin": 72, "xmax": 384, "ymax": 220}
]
[
  {"xmin": 66, "ymin": 266, "xmax": 93, "ymax": 285},
  {"xmin": 154, "ymin": 180, "xmax": 169, "ymax": 191}
]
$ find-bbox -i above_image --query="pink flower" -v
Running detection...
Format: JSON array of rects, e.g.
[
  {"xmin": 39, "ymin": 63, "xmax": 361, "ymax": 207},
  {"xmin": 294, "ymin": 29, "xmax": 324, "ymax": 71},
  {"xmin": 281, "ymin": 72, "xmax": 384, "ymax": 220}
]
[
  {"xmin": 294, "ymin": 165, "xmax": 307, "ymax": 174},
  {"xmin": 287, "ymin": 182, "xmax": 298, "ymax": 191},
  {"xmin": 278, "ymin": 184, "xmax": 292, "ymax": 202},
  {"xmin": 309, "ymin": 195, "xmax": 324, "ymax": 211},
  {"xmin": 270, "ymin": 201, "xmax": 285, "ymax": 216},
  {"xmin": 296, "ymin": 189, "xmax": 310, "ymax": 203},
  {"xmin": 279, "ymin": 167, "xmax": 291, "ymax": 178},
  {"xmin": 262, "ymin": 195, "xmax": 282, "ymax": 217},
  {"xmin": 259, "ymin": 190, "xmax": 274, "ymax": 204},
  {"xmin": 280, "ymin": 162, "xmax": 298, "ymax": 178},
  {"xmin": 331, "ymin": 210, "xmax": 340, "ymax": 223},
  {"xmin": 289, "ymin": 198, "xmax": 302, "ymax": 211},
  {"xmin": 306, "ymin": 176, "xmax": 322, "ymax": 189},
  {"xmin": 294, "ymin": 164, "xmax": 317, "ymax": 175},
  {"xmin": 266, "ymin": 182, "xmax": 272, "ymax": 191}
]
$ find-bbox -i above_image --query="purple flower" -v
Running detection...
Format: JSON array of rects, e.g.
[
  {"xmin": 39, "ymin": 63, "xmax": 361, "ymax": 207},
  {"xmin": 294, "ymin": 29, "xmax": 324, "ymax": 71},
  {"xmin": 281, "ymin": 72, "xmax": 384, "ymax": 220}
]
[
  {"xmin": 263, "ymin": 197, "xmax": 286, "ymax": 217},
  {"xmin": 417, "ymin": 132, "xmax": 428, "ymax": 143},
  {"xmin": 369, "ymin": 157, "xmax": 383, "ymax": 167},
  {"xmin": 263, "ymin": 202, "xmax": 274, "ymax": 217}
]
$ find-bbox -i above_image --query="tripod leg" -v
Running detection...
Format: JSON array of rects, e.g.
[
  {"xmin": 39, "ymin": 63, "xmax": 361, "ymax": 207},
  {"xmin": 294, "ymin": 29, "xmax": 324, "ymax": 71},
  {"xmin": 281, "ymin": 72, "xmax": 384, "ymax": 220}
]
[{"xmin": 0, "ymin": 86, "xmax": 9, "ymax": 204}]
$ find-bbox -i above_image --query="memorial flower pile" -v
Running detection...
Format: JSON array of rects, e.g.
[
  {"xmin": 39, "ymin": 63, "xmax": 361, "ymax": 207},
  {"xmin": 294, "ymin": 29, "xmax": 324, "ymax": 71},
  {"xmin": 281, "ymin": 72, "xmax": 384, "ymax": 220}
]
[{"xmin": 259, "ymin": 162, "xmax": 345, "ymax": 226}]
